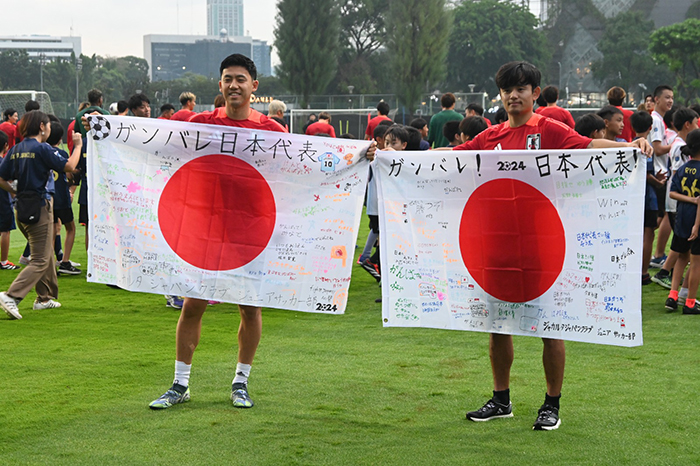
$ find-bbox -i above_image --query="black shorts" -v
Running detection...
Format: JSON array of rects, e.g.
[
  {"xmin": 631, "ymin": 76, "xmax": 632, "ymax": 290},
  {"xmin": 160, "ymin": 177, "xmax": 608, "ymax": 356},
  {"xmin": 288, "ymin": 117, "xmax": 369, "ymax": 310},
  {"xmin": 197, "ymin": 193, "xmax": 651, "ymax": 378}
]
[
  {"xmin": 668, "ymin": 212, "xmax": 676, "ymax": 231},
  {"xmin": 79, "ymin": 204, "xmax": 88, "ymax": 225},
  {"xmin": 54, "ymin": 208, "xmax": 74, "ymax": 224},
  {"xmin": 368, "ymin": 215, "xmax": 379, "ymax": 234},
  {"xmin": 670, "ymin": 233, "xmax": 700, "ymax": 255},
  {"xmin": 654, "ymin": 185, "xmax": 667, "ymax": 216},
  {"xmin": 0, "ymin": 210, "xmax": 16, "ymax": 232},
  {"xmin": 644, "ymin": 209, "xmax": 658, "ymax": 229}
]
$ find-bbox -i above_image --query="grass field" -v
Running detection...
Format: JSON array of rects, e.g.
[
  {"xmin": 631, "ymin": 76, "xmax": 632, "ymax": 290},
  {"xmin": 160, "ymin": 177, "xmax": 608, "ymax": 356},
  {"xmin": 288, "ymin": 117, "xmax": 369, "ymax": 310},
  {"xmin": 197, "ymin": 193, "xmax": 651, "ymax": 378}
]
[{"xmin": 1, "ymin": 212, "xmax": 699, "ymax": 465}]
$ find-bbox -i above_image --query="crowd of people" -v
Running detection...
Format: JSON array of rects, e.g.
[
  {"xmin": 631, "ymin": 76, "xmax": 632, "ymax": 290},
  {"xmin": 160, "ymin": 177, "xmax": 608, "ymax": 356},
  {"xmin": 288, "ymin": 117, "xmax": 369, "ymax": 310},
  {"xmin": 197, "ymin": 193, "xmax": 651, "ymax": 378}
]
[{"xmin": 0, "ymin": 54, "xmax": 692, "ymax": 432}]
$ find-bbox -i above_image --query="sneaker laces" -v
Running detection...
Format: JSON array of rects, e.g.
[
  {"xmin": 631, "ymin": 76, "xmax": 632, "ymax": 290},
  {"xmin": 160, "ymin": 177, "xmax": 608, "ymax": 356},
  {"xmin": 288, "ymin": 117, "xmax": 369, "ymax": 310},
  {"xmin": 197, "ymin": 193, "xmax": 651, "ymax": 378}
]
[{"xmin": 479, "ymin": 399, "xmax": 498, "ymax": 412}]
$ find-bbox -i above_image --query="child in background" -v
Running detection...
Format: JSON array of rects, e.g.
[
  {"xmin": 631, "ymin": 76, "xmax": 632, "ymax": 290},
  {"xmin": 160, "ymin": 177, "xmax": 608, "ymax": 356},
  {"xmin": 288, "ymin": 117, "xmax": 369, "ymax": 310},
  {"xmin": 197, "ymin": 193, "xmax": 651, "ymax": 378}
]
[
  {"xmin": 667, "ymin": 129, "xmax": 700, "ymax": 314},
  {"xmin": 442, "ymin": 120, "xmax": 462, "ymax": 147},
  {"xmin": 574, "ymin": 114, "xmax": 606, "ymax": 139},
  {"xmin": 459, "ymin": 116, "xmax": 488, "ymax": 143},
  {"xmin": 0, "ymin": 131, "xmax": 18, "ymax": 270},
  {"xmin": 654, "ymin": 108, "xmax": 699, "ymax": 294},
  {"xmin": 46, "ymin": 119, "xmax": 80, "ymax": 275},
  {"xmin": 596, "ymin": 106, "xmax": 626, "ymax": 142},
  {"xmin": 631, "ymin": 111, "xmax": 662, "ymax": 285}
]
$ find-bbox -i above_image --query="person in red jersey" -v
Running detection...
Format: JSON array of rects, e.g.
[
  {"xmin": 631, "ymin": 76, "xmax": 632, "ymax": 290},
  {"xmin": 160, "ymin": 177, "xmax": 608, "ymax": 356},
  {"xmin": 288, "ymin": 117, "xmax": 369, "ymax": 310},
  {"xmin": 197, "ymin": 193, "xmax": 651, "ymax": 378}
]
[
  {"xmin": 365, "ymin": 101, "xmax": 392, "ymax": 140},
  {"xmin": 458, "ymin": 61, "xmax": 650, "ymax": 431},
  {"xmin": 305, "ymin": 111, "xmax": 336, "ymax": 137},
  {"xmin": 149, "ymin": 53, "xmax": 376, "ymax": 411},
  {"xmin": 170, "ymin": 92, "xmax": 198, "ymax": 122},
  {"xmin": 606, "ymin": 86, "xmax": 634, "ymax": 142},
  {"xmin": 534, "ymin": 85, "xmax": 575, "ymax": 128},
  {"xmin": 0, "ymin": 109, "xmax": 18, "ymax": 149}
]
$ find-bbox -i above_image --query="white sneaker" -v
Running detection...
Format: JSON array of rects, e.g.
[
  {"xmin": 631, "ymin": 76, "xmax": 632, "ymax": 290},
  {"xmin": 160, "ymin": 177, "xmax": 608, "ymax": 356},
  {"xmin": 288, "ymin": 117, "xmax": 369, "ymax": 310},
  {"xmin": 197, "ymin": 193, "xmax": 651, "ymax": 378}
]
[
  {"xmin": 33, "ymin": 299, "xmax": 62, "ymax": 310},
  {"xmin": 18, "ymin": 255, "xmax": 30, "ymax": 265},
  {"xmin": 0, "ymin": 292, "xmax": 22, "ymax": 319}
]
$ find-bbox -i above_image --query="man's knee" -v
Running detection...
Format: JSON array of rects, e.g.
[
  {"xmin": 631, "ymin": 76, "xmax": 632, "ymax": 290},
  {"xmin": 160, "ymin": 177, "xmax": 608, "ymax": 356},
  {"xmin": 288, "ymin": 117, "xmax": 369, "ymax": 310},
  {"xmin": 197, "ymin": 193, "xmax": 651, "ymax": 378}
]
[{"xmin": 239, "ymin": 305, "xmax": 261, "ymax": 321}]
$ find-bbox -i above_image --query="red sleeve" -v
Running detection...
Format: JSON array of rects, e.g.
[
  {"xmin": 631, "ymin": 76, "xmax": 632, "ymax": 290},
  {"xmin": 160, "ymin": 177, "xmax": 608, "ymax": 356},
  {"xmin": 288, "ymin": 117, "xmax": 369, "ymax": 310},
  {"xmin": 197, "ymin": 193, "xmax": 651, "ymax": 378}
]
[
  {"xmin": 330, "ymin": 125, "xmax": 336, "ymax": 138},
  {"xmin": 565, "ymin": 110, "xmax": 575, "ymax": 129},
  {"xmin": 452, "ymin": 138, "xmax": 481, "ymax": 151}
]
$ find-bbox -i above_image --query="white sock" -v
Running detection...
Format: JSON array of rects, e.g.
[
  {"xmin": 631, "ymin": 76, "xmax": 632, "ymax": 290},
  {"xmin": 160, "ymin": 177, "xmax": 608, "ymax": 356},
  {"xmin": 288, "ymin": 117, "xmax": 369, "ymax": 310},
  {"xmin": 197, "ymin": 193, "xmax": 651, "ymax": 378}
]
[
  {"xmin": 679, "ymin": 287, "xmax": 689, "ymax": 300},
  {"xmin": 232, "ymin": 363, "xmax": 251, "ymax": 386},
  {"xmin": 173, "ymin": 360, "xmax": 191, "ymax": 387}
]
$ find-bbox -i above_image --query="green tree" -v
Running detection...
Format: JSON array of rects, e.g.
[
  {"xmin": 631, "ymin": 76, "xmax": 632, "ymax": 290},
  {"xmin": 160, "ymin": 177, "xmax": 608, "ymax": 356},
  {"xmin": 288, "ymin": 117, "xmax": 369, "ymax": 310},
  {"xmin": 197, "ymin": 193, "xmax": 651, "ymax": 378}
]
[
  {"xmin": 591, "ymin": 11, "xmax": 671, "ymax": 96},
  {"xmin": 331, "ymin": 0, "xmax": 389, "ymax": 94},
  {"xmin": 0, "ymin": 50, "xmax": 40, "ymax": 91},
  {"xmin": 275, "ymin": 0, "xmax": 341, "ymax": 107},
  {"xmin": 650, "ymin": 18, "xmax": 700, "ymax": 103},
  {"xmin": 385, "ymin": 0, "xmax": 450, "ymax": 113},
  {"xmin": 446, "ymin": 0, "xmax": 549, "ymax": 95}
]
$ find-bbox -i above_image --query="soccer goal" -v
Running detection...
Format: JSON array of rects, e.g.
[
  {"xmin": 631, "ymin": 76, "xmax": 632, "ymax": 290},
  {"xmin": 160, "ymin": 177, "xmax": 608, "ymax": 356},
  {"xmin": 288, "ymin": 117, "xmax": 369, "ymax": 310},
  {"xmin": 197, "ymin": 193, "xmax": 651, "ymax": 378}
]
[
  {"xmin": 0, "ymin": 91, "xmax": 55, "ymax": 117},
  {"xmin": 290, "ymin": 108, "xmax": 378, "ymax": 138}
]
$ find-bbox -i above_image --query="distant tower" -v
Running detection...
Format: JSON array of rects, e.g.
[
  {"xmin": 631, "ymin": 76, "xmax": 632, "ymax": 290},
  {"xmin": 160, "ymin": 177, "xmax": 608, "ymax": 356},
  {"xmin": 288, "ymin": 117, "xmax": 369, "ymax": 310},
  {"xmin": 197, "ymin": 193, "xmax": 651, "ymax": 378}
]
[{"xmin": 207, "ymin": 0, "xmax": 244, "ymax": 37}]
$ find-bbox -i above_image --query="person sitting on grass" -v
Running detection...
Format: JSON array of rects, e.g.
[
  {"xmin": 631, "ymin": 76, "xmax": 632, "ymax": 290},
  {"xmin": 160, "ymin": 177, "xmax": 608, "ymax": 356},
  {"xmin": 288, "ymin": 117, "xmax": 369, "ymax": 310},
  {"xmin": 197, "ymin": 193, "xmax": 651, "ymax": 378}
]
[{"xmin": 667, "ymin": 128, "xmax": 700, "ymax": 314}]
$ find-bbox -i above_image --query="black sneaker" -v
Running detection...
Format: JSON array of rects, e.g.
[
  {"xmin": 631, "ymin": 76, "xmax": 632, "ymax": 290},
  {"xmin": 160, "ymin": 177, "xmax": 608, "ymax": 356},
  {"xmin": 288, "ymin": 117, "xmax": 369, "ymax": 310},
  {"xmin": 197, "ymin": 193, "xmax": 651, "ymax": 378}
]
[
  {"xmin": 533, "ymin": 404, "xmax": 560, "ymax": 430},
  {"xmin": 682, "ymin": 303, "xmax": 700, "ymax": 315},
  {"xmin": 360, "ymin": 259, "xmax": 381, "ymax": 282},
  {"xmin": 466, "ymin": 398, "xmax": 513, "ymax": 421},
  {"xmin": 57, "ymin": 261, "xmax": 81, "ymax": 275},
  {"xmin": 665, "ymin": 297, "xmax": 678, "ymax": 312},
  {"xmin": 641, "ymin": 273, "xmax": 652, "ymax": 285}
]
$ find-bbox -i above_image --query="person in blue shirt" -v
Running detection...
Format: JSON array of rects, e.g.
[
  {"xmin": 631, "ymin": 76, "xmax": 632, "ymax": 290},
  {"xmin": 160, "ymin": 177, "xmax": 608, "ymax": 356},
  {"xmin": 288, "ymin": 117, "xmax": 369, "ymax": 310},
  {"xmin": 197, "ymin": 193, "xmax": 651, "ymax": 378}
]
[
  {"xmin": 668, "ymin": 129, "xmax": 700, "ymax": 315},
  {"xmin": 0, "ymin": 111, "xmax": 82, "ymax": 320}
]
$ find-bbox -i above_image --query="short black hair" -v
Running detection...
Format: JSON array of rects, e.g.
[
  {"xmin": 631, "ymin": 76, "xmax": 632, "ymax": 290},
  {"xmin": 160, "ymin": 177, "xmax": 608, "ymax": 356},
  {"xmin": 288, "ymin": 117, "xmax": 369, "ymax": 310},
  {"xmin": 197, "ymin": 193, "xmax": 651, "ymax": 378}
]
[
  {"xmin": 405, "ymin": 126, "xmax": 422, "ymax": 150},
  {"xmin": 597, "ymin": 105, "xmax": 623, "ymax": 121},
  {"xmin": 2, "ymin": 108, "xmax": 16, "ymax": 120},
  {"xmin": 373, "ymin": 123, "xmax": 390, "ymax": 140},
  {"xmin": 459, "ymin": 116, "xmax": 488, "ymax": 140},
  {"xmin": 46, "ymin": 115, "xmax": 64, "ymax": 146},
  {"xmin": 495, "ymin": 61, "xmax": 541, "ymax": 90},
  {"xmin": 542, "ymin": 86, "xmax": 559, "ymax": 104},
  {"xmin": 160, "ymin": 103, "xmax": 176, "ymax": 114},
  {"xmin": 128, "ymin": 94, "xmax": 150, "ymax": 111},
  {"xmin": 681, "ymin": 129, "xmax": 700, "ymax": 158},
  {"xmin": 219, "ymin": 53, "xmax": 257, "ymax": 80},
  {"xmin": 466, "ymin": 103, "xmax": 484, "ymax": 116},
  {"xmin": 18, "ymin": 110, "xmax": 49, "ymax": 138},
  {"xmin": 377, "ymin": 101, "xmax": 390, "ymax": 116},
  {"xmin": 339, "ymin": 133, "xmax": 355, "ymax": 139},
  {"xmin": 384, "ymin": 124, "xmax": 409, "ymax": 145},
  {"xmin": 575, "ymin": 113, "xmax": 605, "ymax": 138},
  {"xmin": 87, "ymin": 89, "xmax": 103, "ymax": 106},
  {"xmin": 117, "ymin": 100, "xmax": 129, "ymax": 114},
  {"xmin": 630, "ymin": 111, "xmax": 653, "ymax": 134},
  {"xmin": 441, "ymin": 93, "xmax": 456, "ymax": 108},
  {"xmin": 377, "ymin": 119, "xmax": 393, "ymax": 128},
  {"xmin": 442, "ymin": 120, "xmax": 461, "ymax": 144},
  {"xmin": 494, "ymin": 107, "xmax": 507, "ymax": 123},
  {"xmin": 25, "ymin": 100, "xmax": 40, "ymax": 112},
  {"xmin": 409, "ymin": 118, "xmax": 427, "ymax": 130},
  {"xmin": 673, "ymin": 107, "xmax": 699, "ymax": 131},
  {"xmin": 653, "ymin": 85, "xmax": 673, "ymax": 99}
]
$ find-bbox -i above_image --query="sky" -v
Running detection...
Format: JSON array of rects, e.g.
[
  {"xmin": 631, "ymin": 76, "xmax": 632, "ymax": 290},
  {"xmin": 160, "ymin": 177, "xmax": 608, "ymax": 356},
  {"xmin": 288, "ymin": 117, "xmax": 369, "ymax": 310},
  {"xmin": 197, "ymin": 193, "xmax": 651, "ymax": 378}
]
[{"xmin": 2, "ymin": 0, "xmax": 280, "ymax": 62}]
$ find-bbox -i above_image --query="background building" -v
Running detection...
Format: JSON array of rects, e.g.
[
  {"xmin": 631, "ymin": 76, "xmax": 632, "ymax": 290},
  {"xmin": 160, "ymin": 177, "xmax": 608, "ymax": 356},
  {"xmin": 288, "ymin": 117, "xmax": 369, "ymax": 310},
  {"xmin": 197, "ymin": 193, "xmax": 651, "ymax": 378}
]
[
  {"xmin": 0, "ymin": 35, "xmax": 81, "ymax": 61},
  {"xmin": 145, "ymin": 33, "xmax": 272, "ymax": 82},
  {"xmin": 207, "ymin": 0, "xmax": 244, "ymax": 37}
]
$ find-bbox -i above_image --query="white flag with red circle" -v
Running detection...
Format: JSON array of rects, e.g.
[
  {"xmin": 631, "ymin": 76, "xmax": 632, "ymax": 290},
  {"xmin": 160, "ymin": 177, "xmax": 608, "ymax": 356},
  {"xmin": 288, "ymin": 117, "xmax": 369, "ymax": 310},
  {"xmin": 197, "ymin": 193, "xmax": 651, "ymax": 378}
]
[
  {"xmin": 375, "ymin": 148, "xmax": 644, "ymax": 346},
  {"xmin": 86, "ymin": 115, "xmax": 371, "ymax": 314}
]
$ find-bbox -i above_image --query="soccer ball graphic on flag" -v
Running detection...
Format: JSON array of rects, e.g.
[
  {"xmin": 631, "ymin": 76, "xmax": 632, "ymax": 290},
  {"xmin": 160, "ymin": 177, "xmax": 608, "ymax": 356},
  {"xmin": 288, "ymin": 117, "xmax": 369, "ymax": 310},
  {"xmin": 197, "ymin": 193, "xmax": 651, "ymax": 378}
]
[{"xmin": 89, "ymin": 116, "xmax": 111, "ymax": 140}]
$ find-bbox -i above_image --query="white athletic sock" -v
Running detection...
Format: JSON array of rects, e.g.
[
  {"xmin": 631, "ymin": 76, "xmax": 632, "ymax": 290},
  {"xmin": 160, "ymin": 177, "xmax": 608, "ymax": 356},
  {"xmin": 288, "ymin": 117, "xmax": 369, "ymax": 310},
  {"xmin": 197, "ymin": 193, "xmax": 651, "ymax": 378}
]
[
  {"xmin": 173, "ymin": 360, "xmax": 191, "ymax": 387},
  {"xmin": 679, "ymin": 287, "xmax": 689, "ymax": 300},
  {"xmin": 232, "ymin": 363, "xmax": 251, "ymax": 386}
]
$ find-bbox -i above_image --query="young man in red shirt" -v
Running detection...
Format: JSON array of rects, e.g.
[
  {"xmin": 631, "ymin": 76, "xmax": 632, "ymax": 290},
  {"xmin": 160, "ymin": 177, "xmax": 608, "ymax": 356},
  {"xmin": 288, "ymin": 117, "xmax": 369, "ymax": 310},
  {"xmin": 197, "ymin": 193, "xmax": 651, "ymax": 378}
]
[
  {"xmin": 149, "ymin": 54, "xmax": 375, "ymax": 410},
  {"xmin": 606, "ymin": 86, "xmax": 634, "ymax": 142},
  {"xmin": 305, "ymin": 111, "xmax": 336, "ymax": 137},
  {"xmin": 170, "ymin": 92, "xmax": 197, "ymax": 122},
  {"xmin": 534, "ymin": 86, "xmax": 575, "ymax": 128},
  {"xmin": 456, "ymin": 61, "xmax": 651, "ymax": 430},
  {"xmin": 365, "ymin": 101, "xmax": 392, "ymax": 140}
]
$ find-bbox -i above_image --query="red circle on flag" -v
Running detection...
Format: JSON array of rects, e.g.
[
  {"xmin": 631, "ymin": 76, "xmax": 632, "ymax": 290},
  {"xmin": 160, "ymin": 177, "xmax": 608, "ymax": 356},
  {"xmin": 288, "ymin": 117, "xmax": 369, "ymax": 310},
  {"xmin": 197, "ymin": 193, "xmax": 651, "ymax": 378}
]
[
  {"xmin": 459, "ymin": 178, "xmax": 565, "ymax": 303},
  {"xmin": 158, "ymin": 154, "xmax": 276, "ymax": 271}
]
